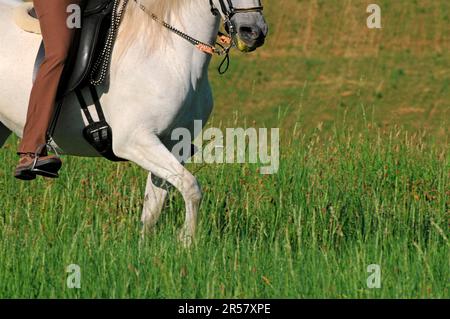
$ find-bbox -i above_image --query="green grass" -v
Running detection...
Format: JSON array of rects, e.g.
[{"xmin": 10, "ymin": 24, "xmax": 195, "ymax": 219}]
[
  {"xmin": 0, "ymin": 124, "xmax": 448, "ymax": 298},
  {"xmin": 0, "ymin": 0, "xmax": 449, "ymax": 298},
  {"xmin": 209, "ymin": 0, "xmax": 450, "ymax": 138}
]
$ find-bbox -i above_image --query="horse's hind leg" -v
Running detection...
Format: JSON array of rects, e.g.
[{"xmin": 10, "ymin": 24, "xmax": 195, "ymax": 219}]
[
  {"xmin": 0, "ymin": 122, "xmax": 12, "ymax": 148},
  {"xmin": 141, "ymin": 172, "xmax": 169, "ymax": 233}
]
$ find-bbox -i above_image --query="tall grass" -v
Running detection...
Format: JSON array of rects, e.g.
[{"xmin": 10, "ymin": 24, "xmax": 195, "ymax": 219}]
[
  {"xmin": 0, "ymin": 123, "xmax": 447, "ymax": 298},
  {"xmin": 0, "ymin": 0, "xmax": 448, "ymax": 299}
]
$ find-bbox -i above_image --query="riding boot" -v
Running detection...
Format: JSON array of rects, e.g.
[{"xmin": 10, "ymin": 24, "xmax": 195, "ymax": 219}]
[{"xmin": 14, "ymin": 144, "xmax": 62, "ymax": 181}]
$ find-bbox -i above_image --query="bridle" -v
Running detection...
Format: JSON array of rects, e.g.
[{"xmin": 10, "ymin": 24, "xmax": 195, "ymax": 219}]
[
  {"xmin": 130, "ymin": 0, "xmax": 264, "ymax": 74},
  {"xmin": 209, "ymin": 0, "xmax": 264, "ymax": 16},
  {"xmin": 209, "ymin": 0, "xmax": 264, "ymax": 36}
]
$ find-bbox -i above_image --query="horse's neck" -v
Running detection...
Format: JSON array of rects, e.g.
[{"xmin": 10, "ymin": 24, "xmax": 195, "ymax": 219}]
[
  {"xmin": 114, "ymin": 1, "xmax": 220, "ymax": 83},
  {"xmin": 179, "ymin": 1, "xmax": 221, "ymax": 50}
]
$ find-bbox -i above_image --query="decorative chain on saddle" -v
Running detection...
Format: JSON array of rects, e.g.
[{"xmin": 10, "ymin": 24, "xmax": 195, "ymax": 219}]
[{"xmin": 89, "ymin": 0, "xmax": 129, "ymax": 86}]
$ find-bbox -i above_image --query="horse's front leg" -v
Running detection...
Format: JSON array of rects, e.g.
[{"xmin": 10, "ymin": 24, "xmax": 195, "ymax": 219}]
[
  {"xmin": 114, "ymin": 133, "xmax": 202, "ymax": 246},
  {"xmin": 141, "ymin": 173, "xmax": 168, "ymax": 233}
]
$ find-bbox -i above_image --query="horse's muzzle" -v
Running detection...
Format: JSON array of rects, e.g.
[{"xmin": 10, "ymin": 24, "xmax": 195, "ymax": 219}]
[{"xmin": 238, "ymin": 24, "xmax": 266, "ymax": 50}]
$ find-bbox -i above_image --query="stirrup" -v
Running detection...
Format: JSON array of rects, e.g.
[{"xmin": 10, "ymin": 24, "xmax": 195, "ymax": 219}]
[{"xmin": 29, "ymin": 143, "xmax": 60, "ymax": 178}]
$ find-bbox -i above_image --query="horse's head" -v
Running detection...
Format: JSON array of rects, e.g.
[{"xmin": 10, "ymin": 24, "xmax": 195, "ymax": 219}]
[{"xmin": 211, "ymin": 0, "xmax": 268, "ymax": 52}]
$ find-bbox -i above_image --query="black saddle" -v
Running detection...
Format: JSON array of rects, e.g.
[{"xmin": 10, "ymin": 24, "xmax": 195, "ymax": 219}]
[{"xmin": 31, "ymin": 0, "xmax": 126, "ymax": 162}]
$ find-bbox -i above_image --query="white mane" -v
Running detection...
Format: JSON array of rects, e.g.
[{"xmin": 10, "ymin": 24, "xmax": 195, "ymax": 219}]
[{"xmin": 118, "ymin": 0, "xmax": 194, "ymax": 55}]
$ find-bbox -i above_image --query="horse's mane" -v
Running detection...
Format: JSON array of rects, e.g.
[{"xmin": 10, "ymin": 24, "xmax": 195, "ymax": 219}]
[{"xmin": 117, "ymin": 0, "xmax": 188, "ymax": 57}]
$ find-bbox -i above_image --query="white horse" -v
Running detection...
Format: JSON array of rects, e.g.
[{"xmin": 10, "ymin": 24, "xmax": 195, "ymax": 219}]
[{"xmin": 0, "ymin": 0, "xmax": 267, "ymax": 244}]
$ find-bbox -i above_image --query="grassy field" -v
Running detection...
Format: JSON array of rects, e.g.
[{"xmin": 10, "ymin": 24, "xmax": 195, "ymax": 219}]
[
  {"xmin": 0, "ymin": 0, "xmax": 449, "ymax": 298},
  {"xmin": 211, "ymin": 0, "xmax": 449, "ymax": 137}
]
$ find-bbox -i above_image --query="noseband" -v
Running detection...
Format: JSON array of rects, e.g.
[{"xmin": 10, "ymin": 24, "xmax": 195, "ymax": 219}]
[{"xmin": 209, "ymin": 0, "xmax": 264, "ymax": 36}]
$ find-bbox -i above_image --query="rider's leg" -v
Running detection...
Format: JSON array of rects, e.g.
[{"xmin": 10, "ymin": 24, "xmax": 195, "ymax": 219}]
[{"xmin": 15, "ymin": 0, "xmax": 79, "ymax": 180}]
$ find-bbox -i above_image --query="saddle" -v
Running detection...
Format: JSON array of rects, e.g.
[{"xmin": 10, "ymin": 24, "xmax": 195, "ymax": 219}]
[{"xmin": 32, "ymin": 0, "xmax": 126, "ymax": 162}]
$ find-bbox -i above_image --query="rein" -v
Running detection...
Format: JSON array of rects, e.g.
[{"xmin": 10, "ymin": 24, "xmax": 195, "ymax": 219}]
[{"xmin": 134, "ymin": 1, "xmax": 231, "ymax": 57}]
